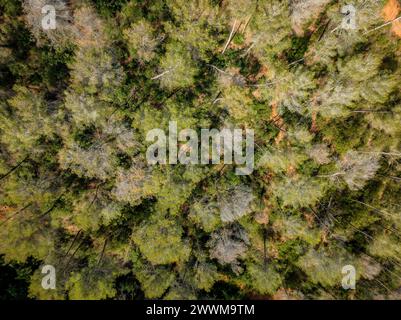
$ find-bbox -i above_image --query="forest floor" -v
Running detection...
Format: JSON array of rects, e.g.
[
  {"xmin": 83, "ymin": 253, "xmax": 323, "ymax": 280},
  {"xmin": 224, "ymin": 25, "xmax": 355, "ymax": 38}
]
[{"xmin": 383, "ymin": 0, "xmax": 401, "ymax": 37}]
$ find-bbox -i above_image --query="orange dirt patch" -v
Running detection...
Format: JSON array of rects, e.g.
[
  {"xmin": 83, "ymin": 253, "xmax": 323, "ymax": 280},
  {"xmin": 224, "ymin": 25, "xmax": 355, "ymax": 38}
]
[
  {"xmin": 303, "ymin": 212, "xmax": 315, "ymax": 228},
  {"xmin": 270, "ymin": 102, "xmax": 285, "ymax": 145},
  {"xmin": 271, "ymin": 288, "xmax": 300, "ymax": 300},
  {"xmin": 255, "ymin": 195, "xmax": 271, "ymax": 225},
  {"xmin": 252, "ymin": 89, "xmax": 261, "ymax": 99},
  {"xmin": 286, "ymin": 165, "xmax": 296, "ymax": 176},
  {"xmin": 255, "ymin": 211, "xmax": 269, "ymax": 224},
  {"xmin": 255, "ymin": 64, "xmax": 269, "ymax": 80},
  {"xmin": 382, "ymin": 0, "xmax": 401, "ymax": 37},
  {"xmin": 0, "ymin": 205, "xmax": 14, "ymax": 220},
  {"xmin": 62, "ymin": 217, "xmax": 81, "ymax": 234},
  {"xmin": 311, "ymin": 110, "xmax": 318, "ymax": 133}
]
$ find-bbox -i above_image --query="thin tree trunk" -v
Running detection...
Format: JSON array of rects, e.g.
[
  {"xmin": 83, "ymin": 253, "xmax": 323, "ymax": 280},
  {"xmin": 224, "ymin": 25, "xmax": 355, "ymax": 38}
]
[
  {"xmin": 318, "ymin": 19, "xmax": 331, "ymax": 41},
  {"xmin": 358, "ymin": 151, "xmax": 401, "ymax": 157},
  {"xmin": 154, "ymin": 88, "xmax": 182, "ymax": 109},
  {"xmin": 38, "ymin": 192, "xmax": 65, "ymax": 219},
  {"xmin": 288, "ymin": 57, "xmax": 305, "ymax": 66},
  {"xmin": 151, "ymin": 69, "xmax": 171, "ymax": 80},
  {"xmin": 263, "ymin": 228, "xmax": 267, "ymax": 271},
  {"xmin": 317, "ymin": 172, "xmax": 345, "ymax": 178},
  {"xmin": 242, "ymin": 15, "xmax": 252, "ymax": 34},
  {"xmin": 62, "ymin": 239, "xmax": 85, "ymax": 273},
  {"xmin": 212, "ymin": 91, "xmax": 222, "ymax": 104},
  {"xmin": 0, "ymin": 156, "xmax": 29, "ymax": 182},
  {"xmin": 88, "ymin": 183, "xmax": 104, "ymax": 209},
  {"xmin": 97, "ymin": 238, "xmax": 108, "ymax": 266},
  {"xmin": 0, "ymin": 203, "xmax": 32, "ymax": 226},
  {"xmin": 207, "ymin": 64, "xmax": 232, "ymax": 76},
  {"xmin": 378, "ymin": 174, "xmax": 401, "ymax": 181},
  {"xmin": 350, "ymin": 199, "xmax": 398, "ymax": 220},
  {"xmin": 364, "ymin": 16, "xmax": 401, "ymax": 35},
  {"xmin": 222, "ymin": 20, "xmax": 237, "ymax": 54},
  {"xmin": 352, "ymin": 110, "xmax": 392, "ymax": 113},
  {"xmin": 242, "ymin": 42, "xmax": 255, "ymax": 57},
  {"xmin": 64, "ymin": 229, "xmax": 82, "ymax": 258}
]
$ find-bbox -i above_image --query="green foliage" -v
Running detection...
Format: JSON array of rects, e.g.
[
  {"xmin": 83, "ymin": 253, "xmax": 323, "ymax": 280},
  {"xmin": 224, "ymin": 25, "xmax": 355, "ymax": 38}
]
[
  {"xmin": 132, "ymin": 213, "xmax": 190, "ymax": 265},
  {"xmin": 131, "ymin": 251, "xmax": 175, "ymax": 298},
  {"xmin": 245, "ymin": 262, "xmax": 282, "ymax": 295},
  {"xmin": 368, "ymin": 233, "xmax": 401, "ymax": 261},
  {"xmin": 272, "ymin": 176, "xmax": 326, "ymax": 209},
  {"xmin": 0, "ymin": 0, "xmax": 400, "ymax": 301},
  {"xmin": 297, "ymin": 246, "xmax": 360, "ymax": 288},
  {"xmin": 123, "ymin": 20, "xmax": 158, "ymax": 62},
  {"xmin": 157, "ymin": 42, "xmax": 198, "ymax": 90},
  {"xmin": 273, "ymin": 214, "xmax": 321, "ymax": 245},
  {"xmin": 0, "ymin": 255, "xmax": 39, "ymax": 300},
  {"xmin": 191, "ymin": 261, "xmax": 220, "ymax": 292},
  {"xmin": 66, "ymin": 269, "xmax": 116, "ymax": 300}
]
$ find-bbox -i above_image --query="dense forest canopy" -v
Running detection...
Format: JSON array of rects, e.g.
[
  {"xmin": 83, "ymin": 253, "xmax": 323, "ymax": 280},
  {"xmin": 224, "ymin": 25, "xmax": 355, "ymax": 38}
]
[{"xmin": 0, "ymin": 0, "xmax": 400, "ymax": 300}]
